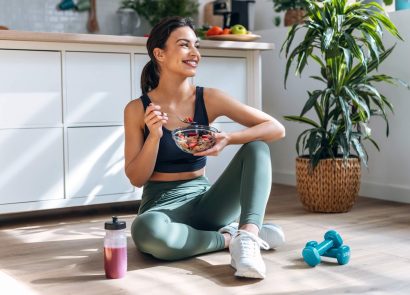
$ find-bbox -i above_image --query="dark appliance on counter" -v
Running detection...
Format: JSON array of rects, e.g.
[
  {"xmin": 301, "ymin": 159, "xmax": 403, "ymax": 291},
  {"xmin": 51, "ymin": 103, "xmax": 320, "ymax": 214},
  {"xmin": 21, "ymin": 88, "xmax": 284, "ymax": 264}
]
[{"xmin": 212, "ymin": 0, "xmax": 255, "ymax": 30}]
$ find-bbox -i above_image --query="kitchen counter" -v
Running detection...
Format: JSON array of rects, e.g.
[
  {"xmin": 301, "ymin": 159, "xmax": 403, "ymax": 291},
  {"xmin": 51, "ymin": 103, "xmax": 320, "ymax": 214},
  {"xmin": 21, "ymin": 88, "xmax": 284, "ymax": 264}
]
[
  {"xmin": 0, "ymin": 30, "xmax": 274, "ymax": 50},
  {"xmin": 0, "ymin": 28, "xmax": 273, "ymax": 215}
]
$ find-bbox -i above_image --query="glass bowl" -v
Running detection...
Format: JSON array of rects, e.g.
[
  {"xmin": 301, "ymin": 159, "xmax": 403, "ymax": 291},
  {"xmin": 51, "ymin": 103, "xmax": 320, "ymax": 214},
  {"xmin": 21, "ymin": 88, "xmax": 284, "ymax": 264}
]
[{"xmin": 171, "ymin": 125, "xmax": 218, "ymax": 154}]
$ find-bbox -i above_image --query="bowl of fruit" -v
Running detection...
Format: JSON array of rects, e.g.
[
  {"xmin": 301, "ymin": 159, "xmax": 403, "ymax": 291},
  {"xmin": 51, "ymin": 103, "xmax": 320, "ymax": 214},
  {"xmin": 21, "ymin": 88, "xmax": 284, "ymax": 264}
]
[
  {"xmin": 204, "ymin": 24, "xmax": 260, "ymax": 42},
  {"xmin": 172, "ymin": 125, "xmax": 218, "ymax": 154}
]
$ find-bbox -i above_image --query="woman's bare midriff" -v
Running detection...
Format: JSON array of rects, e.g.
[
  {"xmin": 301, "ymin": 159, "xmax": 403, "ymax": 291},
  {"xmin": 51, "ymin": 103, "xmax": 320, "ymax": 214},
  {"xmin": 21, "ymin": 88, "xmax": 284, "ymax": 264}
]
[{"xmin": 148, "ymin": 167, "xmax": 205, "ymax": 182}]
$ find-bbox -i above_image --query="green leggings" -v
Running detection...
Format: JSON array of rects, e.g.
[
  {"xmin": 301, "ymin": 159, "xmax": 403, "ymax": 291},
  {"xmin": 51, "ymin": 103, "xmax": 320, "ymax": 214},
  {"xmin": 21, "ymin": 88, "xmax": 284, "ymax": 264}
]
[{"xmin": 131, "ymin": 141, "xmax": 272, "ymax": 261}]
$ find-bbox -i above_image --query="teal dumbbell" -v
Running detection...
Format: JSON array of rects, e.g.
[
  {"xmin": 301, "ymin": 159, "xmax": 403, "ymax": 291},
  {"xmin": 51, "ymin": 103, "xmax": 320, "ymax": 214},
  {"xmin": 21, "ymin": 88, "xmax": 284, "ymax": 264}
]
[
  {"xmin": 305, "ymin": 241, "xmax": 351, "ymax": 265},
  {"xmin": 323, "ymin": 245, "xmax": 351, "ymax": 265},
  {"xmin": 302, "ymin": 230, "xmax": 343, "ymax": 267}
]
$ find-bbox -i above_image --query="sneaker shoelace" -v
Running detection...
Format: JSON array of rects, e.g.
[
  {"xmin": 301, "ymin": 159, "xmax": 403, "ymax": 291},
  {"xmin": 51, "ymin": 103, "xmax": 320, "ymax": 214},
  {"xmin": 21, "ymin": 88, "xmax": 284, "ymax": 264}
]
[{"xmin": 235, "ymin": 230, "xmax": 270, "ymax": 258}]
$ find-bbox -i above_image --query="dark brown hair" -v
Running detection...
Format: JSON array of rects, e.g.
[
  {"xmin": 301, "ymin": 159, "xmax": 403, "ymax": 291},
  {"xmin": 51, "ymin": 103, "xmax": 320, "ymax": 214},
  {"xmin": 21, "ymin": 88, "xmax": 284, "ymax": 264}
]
[{"xmin": 141, "ymin": 16, "xmax": 195, "ymax": 94}]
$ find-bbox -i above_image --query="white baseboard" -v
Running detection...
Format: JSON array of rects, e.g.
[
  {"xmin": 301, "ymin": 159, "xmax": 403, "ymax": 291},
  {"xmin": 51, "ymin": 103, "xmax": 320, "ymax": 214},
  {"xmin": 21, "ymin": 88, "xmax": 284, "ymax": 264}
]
[
  {"xmin": 359, "ymin": 181, "xmax": 410, "ymax": 204},
  {"xmin": 272, "ymin": 172, "xmax": 410, "ymax": 204},
  {"xmin": 0, "ymin": 191, "xmax": 142, "ymax": 215},
  {"xmin": 272, "ymin": 171, "xmax": 296, "ymax": 186}
]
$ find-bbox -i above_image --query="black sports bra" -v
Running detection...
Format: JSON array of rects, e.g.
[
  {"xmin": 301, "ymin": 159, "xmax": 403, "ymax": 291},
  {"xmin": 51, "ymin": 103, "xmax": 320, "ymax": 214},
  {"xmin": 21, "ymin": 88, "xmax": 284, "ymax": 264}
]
[{"xmin": 140, "ymin": 86, "xmax": 209, "ymax": 173}]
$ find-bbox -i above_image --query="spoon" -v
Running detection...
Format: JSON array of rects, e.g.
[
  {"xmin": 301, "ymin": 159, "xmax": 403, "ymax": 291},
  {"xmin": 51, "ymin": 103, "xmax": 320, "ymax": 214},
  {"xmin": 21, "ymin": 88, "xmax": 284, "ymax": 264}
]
[
  {"xmin": 161, "ymin": 112, "xmax": 198, "ymax": 125},
  {"xmin": 175, "ymin": 115, "xmax": 198, "ymax": 125}
]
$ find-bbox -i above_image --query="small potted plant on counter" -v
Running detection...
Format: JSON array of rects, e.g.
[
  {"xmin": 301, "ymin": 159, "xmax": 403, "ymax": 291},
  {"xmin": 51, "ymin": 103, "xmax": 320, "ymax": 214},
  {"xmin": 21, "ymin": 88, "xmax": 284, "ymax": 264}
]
[
  {"xmin": 281, "ymin": 0, "xmax": 408, "ymax": 212},
  {"xmin": 272, "ymin": 0, "xmax": 308, "ymax": 26},
  {"xmin": 121, "ymin": 0, "xmax": 199, "ymax": 28}
]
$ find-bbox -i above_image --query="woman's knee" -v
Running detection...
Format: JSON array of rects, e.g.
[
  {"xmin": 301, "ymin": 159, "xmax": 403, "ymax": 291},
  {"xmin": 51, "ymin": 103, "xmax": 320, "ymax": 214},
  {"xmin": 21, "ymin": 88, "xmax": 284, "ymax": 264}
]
[
  {"xmin": 240, "ymin": 141, "xmax": 271, "ymax": 160},
  {"xmin": 131, "ymin": 211, "xmax": 172, "ymax": 258}
]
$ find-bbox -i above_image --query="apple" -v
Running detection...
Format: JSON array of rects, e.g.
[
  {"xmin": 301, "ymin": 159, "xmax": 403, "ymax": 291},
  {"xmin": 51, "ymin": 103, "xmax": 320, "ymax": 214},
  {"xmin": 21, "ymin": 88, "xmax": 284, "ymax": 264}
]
[{"xmin": 230, "ymin": 24, "xmax": 247, "ymax": 35}]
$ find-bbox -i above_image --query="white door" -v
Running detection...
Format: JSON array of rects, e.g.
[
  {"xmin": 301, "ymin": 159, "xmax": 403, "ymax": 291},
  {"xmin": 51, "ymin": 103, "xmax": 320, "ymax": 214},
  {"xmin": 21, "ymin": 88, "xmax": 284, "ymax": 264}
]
[
  {"xmin": 0, "ymin": 128, "xmax": 64, "ymax": 204},
  {"xmin": 0, "ymin": 50, "xmax": 62, "ymax": 128},
  {"xmin": 66, "ymin": 126, "xmax": 133, "ymax": 198},
  {"xmin": 65, "ymin": 52, "xmax": 132, "ymax": 124}
]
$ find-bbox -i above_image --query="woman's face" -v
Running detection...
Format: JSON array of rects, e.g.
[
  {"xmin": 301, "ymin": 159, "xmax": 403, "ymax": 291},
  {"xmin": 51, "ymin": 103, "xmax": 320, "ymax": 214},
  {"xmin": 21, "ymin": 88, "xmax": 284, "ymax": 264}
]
[{"xmin": 156, "ymin": 26, "xmax": 201, "ymax": 77}]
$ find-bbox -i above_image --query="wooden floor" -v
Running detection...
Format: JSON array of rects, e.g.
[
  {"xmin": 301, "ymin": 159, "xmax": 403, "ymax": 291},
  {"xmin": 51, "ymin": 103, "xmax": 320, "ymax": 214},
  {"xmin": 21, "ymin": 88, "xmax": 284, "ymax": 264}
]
[{"xmin": 1, "ymin": 184, "xmax": 410, "ymax": 295}]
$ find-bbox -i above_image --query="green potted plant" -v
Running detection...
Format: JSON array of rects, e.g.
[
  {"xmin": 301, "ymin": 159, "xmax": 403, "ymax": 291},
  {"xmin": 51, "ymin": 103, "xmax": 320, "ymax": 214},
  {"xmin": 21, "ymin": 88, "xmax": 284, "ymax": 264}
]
[
  {"xmin": 363, "ymin": 0, "xmax": 393, "ymax": 7},
  {"xmin": 272, "ymin": 0, "xmax": 308, "ymax": 26},
  {"xmin": 281, "ymin": 0, "xmax": 407, "ymax": 212},
  {"xmin": 120, "ymin": 0, "xmax": 199, "ymax": 28}
]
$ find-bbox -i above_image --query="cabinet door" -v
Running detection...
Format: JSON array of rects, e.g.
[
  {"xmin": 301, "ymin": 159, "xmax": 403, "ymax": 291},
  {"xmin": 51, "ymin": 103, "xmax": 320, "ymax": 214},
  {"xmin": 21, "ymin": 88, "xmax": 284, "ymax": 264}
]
[
  {"xmin": 0, "ymin": 128, "xmax": 64, "ymax": 204},
  {"xmin": 0, "ymin": 50, "xmax": 62, "ymax": 128},
  {"xmin": 194, "ymin": 56, "xmax": 247, "ymax": 122},
  {"xmin": 134, "ymin": 54, "xmax": 150, "ymax": 98},
  {"xmin": 206, "ymin": 122, "xmax": 244, "ymax": 184},
  {"xmin": 65, "ymin": 52, "xmax": 131, "ymax": 124},
  {"xmin": 66, "ymin": 126, "xmax": 133, "ymax": 198}
]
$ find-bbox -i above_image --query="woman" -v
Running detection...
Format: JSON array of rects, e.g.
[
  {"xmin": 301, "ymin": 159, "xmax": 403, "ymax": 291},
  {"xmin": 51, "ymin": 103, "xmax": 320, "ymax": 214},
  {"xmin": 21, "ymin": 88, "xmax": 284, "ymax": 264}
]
[{"xmin": 124, "ymin": 16, "xmax": 286, "ymax": 279}]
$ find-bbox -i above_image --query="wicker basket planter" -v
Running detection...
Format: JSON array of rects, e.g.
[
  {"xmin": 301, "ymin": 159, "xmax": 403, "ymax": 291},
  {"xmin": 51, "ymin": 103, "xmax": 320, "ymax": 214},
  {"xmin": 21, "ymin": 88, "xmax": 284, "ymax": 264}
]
[{"xmin": 296, "ymin": 157, "xmax": 361, "ymax": 213}]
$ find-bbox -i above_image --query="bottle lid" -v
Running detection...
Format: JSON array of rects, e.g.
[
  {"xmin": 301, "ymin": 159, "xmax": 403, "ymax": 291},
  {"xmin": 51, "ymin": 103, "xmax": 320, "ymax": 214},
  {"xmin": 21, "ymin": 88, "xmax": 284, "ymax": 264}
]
[{"xmin": 105, "ymin": 216, "xmax": 126, "ymax": 230}]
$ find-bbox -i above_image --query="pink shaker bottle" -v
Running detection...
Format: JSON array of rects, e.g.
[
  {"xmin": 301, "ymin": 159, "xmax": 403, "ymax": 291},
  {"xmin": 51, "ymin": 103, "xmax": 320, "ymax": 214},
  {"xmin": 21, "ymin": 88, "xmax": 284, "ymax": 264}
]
[{"xmin": 104, "ymin": 216, "xmax": 127, "ymax": 279}]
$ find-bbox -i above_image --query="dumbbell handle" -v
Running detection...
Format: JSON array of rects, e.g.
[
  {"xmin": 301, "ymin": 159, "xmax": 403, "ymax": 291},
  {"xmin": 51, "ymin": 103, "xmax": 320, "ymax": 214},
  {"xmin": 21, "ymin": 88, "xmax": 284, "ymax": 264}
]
[{"xmin": 315, "ymin": 239, "xmax": 334, "ymax": 255}]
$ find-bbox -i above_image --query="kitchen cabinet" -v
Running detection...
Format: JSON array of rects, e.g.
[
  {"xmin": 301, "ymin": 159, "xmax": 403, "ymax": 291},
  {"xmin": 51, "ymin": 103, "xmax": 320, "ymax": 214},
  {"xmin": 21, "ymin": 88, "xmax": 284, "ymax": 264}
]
[
  {"xmin": 0, "ymin": 50, "xmax": 62, "ymax": 128},
  {"xmin": 65, "ymin": 52, "xmax": 131, "ymax": 124},
  {"xmin": 66, "ymin": 126, "xmax": 133, "ymax": 198},
  {"xmin": 0, "ymin": 128, "xmax": 64, "ymax": 204},
  {"xmin": 0, "ymin": 31, "xmax": 272, "ymax": 214}
]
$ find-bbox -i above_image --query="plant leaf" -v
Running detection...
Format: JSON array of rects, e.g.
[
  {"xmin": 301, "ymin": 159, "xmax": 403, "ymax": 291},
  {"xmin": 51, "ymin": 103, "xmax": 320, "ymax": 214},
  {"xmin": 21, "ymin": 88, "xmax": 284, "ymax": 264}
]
[
  {"xmin": 301, "ymin": 90, "xmax": 322, "ymax": 117},
  {"xmin": 343, "ymin": 86, "xmax": 371, "ymax": 120},
  {"xmin": 366, "ymin": 136, "xmax": 380, "ymax": 151},
  {"xmin": 352, "ymin": 136, "xmax": 368, "ymax": 167},
  {"xmin": 284, "ymin": 115, "xmax": 320, "ymax": 128}
]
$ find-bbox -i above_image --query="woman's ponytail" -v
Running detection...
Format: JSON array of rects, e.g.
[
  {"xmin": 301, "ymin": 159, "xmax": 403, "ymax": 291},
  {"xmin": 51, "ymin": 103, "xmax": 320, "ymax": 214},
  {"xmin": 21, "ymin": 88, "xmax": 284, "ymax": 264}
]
[{"xmin": 141, "ymin": 60, "xmax": 159, "ymax": 94}]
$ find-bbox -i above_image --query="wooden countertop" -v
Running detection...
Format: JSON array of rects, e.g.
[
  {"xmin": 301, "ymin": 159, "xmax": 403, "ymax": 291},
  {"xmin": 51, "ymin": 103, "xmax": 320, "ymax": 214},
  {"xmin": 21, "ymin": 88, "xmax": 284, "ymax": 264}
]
[{"xmin": 0, "ymin": 30, "xmax": 274, "ymax": 50}]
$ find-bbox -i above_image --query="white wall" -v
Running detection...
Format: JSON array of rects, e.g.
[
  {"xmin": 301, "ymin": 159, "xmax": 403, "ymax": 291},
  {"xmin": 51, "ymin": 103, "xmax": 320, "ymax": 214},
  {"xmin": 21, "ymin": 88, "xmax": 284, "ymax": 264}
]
[{"xmin": 258, "ymin": 10, "xmax": 410, "ymax": 203}]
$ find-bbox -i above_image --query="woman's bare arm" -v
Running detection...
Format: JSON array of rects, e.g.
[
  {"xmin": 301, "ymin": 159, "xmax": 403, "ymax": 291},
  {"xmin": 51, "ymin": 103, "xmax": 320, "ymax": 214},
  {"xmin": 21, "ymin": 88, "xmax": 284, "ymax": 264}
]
[
  {"xmin": 194, "ymin": 88, "xmax": 285, "ymax": 157},
  {"xmin": 123, "ymin": 100, "xmax": 167, "ymax": 187}
]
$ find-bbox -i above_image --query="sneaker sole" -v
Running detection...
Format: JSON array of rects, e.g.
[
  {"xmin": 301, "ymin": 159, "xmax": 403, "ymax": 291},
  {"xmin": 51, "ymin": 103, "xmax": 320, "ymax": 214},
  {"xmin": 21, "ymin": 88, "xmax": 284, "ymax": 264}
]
[{"xmin": 231, "ymin": 258, "xmax": 266, "ymax": 279}]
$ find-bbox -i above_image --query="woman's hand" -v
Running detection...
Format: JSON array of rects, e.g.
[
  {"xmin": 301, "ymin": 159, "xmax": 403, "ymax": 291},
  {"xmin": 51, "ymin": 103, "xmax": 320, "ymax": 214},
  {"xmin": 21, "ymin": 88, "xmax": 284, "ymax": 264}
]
[
  {"xmin": 193, "ymin": 131, "xmax": 230, "ymax": 157},
  {"xmin": 144, "ymin": 103, "xmax": 168, "ymax": 139}
]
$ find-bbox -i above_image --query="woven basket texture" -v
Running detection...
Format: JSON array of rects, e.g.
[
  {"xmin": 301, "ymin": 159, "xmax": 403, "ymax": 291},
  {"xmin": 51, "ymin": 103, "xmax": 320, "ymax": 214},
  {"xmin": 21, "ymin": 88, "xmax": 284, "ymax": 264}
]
[{"xmin": 296, "ymin": 157, "xmax": 361, "ymax": 213}]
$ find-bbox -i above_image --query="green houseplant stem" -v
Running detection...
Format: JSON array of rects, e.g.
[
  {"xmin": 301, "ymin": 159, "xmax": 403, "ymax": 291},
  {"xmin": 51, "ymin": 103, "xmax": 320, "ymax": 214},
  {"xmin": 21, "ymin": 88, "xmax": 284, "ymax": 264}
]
[{"xmin": 281, "ymin": 0, "xmax": 407, "ymax": 169}]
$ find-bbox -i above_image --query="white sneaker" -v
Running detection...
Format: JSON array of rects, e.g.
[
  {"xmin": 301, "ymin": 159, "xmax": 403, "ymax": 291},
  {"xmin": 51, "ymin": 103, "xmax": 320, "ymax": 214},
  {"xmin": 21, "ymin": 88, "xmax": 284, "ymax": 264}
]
[
  {"xmin": 229, "ymin": 230, "xmax": 269, "ymax": 279},
  {"xmin": 219, "ymin": 222, "xmax": 285, "ymax": 250},
  {"xmin": 259, "ymin": 223, "xmax": 286, "ymax": 249}
]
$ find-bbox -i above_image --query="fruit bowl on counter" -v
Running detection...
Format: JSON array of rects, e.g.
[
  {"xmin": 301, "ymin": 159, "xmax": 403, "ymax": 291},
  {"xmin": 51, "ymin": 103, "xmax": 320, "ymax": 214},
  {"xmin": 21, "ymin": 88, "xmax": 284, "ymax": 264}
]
[
  {"xmin": 203, "ymin": 24, "xmax": 260, "ymax": 42},
  {"xmin": 205, "ymin": 33, "xmax": 261, "ymax": 41},
  {"xmin": 172, "ymin": 125, "xmax": 218, "ymax": 154}
]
